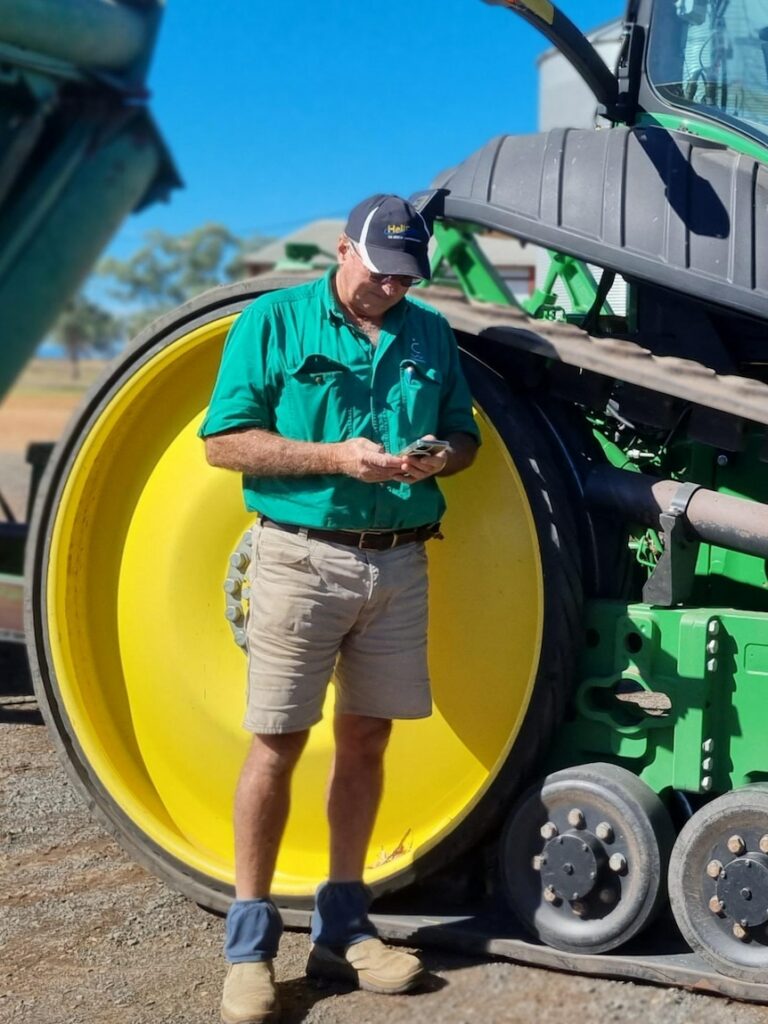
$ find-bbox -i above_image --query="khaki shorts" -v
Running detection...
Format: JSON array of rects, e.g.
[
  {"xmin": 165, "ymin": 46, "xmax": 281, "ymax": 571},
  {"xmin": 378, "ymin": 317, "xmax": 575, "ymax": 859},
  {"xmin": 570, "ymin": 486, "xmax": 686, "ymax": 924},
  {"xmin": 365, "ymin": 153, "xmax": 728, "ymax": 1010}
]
[{"xmin": 243, "ymin": 522, "xmax": 432, "ymax": 734}]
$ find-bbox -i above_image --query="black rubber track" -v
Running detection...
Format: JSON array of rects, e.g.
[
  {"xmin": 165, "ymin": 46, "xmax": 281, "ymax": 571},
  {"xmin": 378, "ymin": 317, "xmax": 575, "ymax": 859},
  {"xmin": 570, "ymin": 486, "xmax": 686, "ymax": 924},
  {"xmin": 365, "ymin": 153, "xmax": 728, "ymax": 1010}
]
[{"xmin": 24, "ymin": 275, "xmax": 584, "ymax": 913}]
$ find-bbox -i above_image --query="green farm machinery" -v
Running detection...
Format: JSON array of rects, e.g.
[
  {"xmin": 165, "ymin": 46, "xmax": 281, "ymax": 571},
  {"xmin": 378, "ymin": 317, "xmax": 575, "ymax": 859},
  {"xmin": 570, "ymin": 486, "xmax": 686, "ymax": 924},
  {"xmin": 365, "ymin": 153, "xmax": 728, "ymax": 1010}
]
[
  {"xmin": 9, "ymin": 0, "xmax": 768, "ymax": 1001},
  {"xmin": 0, "ymin": 0, "xmax": 178, "ymax": 640}
]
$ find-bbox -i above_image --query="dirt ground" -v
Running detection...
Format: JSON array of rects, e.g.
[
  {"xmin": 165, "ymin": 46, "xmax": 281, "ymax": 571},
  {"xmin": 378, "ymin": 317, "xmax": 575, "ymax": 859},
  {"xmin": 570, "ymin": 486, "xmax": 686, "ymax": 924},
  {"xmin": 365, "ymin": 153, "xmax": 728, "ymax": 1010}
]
[
  {"xmin": 6, "ymin": 699, "xmax": 768, "ymax": 1024},
  {"xmin": 3, "ymin": 361, "xmax": 768, "ymax": 1022}
]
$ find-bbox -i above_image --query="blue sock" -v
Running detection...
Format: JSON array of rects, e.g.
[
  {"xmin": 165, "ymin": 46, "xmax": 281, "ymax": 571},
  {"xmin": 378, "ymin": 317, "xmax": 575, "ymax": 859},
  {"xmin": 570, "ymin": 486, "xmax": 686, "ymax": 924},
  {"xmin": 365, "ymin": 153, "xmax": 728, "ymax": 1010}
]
[
  {"xmin": 310, "ymin": 881, "xmax": 378, "ymax": 948},
  {"xmin": 224, "ymin": 899, "xmax": 283, "ymax": 963}
]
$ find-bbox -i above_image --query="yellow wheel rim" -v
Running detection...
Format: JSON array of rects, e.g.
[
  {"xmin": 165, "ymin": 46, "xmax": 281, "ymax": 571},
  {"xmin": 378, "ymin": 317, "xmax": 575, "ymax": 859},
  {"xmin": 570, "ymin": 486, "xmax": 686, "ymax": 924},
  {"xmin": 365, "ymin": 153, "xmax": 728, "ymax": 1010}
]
[{"xmin": 41, "ymin": 307, "xmax": 544, "ymax": 898}]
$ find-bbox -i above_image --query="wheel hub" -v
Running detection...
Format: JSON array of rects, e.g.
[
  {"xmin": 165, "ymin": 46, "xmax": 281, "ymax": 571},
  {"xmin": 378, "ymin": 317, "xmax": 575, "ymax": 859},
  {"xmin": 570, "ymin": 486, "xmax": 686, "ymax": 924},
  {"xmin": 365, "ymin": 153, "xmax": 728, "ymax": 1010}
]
[
  {"xmin": 540, "ymin": 831, "xmax": 606, "ymax": 901},
  {"xmin": 717, "ymin": 853, "xmax": 768, "ymax": 929}
]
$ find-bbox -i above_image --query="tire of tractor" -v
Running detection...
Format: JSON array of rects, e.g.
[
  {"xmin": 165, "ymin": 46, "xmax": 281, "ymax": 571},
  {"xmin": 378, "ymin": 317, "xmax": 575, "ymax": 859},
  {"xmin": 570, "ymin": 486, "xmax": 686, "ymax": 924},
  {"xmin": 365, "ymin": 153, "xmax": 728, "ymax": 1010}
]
[
  {"xmin": 668, "ymin": 785, "xmax": 768, "ymax": 980},
  {"xmin": 500, "ymin": 762, "xmax": 676, "ymax": 953},
  {"xmin": 24, "ymin": 275, "xmax": 582, "ymax": 912}
]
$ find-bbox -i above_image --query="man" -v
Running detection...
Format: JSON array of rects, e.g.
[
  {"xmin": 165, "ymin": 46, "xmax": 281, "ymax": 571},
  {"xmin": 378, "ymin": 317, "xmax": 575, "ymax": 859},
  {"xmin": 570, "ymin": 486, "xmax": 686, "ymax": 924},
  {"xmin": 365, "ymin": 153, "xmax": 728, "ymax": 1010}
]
[{"xmin": 200, "ymin": 193, "xmax": 479, "ymax": 1024}]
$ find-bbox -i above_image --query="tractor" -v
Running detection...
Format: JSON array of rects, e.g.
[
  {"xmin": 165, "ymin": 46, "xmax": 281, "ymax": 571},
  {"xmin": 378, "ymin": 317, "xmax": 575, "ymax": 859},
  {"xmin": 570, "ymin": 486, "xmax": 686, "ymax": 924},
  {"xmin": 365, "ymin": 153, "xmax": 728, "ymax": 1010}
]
[{"xmin": 10, "ymin": 0, "xmax": 768, "ymax": 999}]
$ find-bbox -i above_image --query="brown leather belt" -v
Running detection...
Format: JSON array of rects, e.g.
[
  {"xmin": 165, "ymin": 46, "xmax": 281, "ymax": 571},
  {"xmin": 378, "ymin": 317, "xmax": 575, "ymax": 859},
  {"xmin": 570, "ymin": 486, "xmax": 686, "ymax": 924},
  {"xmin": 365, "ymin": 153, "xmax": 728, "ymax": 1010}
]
[{"xmin": 260, "ymin": 516, "xmax": 442, "ymax": 551}]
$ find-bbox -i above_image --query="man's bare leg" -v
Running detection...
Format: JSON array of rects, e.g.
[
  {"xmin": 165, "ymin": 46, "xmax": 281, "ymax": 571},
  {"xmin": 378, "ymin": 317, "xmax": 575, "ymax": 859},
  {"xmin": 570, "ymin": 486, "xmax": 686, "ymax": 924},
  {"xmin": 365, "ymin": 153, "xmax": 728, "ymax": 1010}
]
[
  {"xmin": 327, "ymin": 714, "xmax": 392, "ymax": 881},
  {"xmin": 234, "ymin": 730, "xmax": 309, "ymax": 898},
  {"xmin": 307, "ymin": 713, "xmax": 424, "ymax": 993}
]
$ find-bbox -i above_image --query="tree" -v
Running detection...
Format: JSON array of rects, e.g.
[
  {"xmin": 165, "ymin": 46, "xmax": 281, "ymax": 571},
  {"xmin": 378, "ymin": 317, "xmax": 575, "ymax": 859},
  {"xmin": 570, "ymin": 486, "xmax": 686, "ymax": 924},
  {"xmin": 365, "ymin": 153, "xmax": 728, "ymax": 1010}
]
[
  {"xmin": 53, "ymin": 295, "xmax": 121, "ymax": 379},
  {"xmin": 99, "ymin": 223, "xmax": 270, "ymax": 337}
]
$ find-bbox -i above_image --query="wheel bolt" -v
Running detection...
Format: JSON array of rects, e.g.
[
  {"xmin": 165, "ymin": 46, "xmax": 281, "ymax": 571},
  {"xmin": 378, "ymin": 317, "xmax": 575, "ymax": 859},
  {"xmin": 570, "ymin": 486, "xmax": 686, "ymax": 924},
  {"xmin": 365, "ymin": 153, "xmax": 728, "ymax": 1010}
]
[
  {"xmin": 532, "ymin": 855, "xmax": 543, "ymax": 871},
  {"xmin": 540, "ymin": 821, "xmax": 558, "ymax": 840},
  {"xmin": 571, "ymin": 900, "xmax": 587, "ymax": 917},
  {"xmin": 567, "ymin": 808, "xmax": 585, "ymax": 829},
  {"xmin": 609, "ymin": 853, "xmax": 627, "ymax": 874},
  {"xmin": 759, "ymin": 835, "xmax": 768, "ymax": 854},
  {"xmin": 733, "ymin": 922, "xmax": 749, "ymax": 941},
  {"xmin": 709, "ymin": 896, "xmax": 724, "ymax": 914},
  {"xmin": 727, "ymin": 835, "xmax": 746, "ymax": 855},
  {"xmin": 706, "ymin": 859, "xmax": 724, "ymax": 879},
  {"xmin": 595, "ymin": 821, "xmax": 614, "ymax": 842},
  {"xmin": 543, "ymin": 885, "xmax": 558, "ymax": 904}
]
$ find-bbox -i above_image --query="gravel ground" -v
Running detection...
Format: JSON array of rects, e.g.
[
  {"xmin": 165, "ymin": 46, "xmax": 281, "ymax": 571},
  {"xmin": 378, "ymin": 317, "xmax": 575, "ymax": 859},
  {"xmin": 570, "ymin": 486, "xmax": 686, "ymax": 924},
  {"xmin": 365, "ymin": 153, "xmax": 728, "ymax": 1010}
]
[{"xmin": 3, "ymin": 686, "xmax": 768, "ymax": 1024}]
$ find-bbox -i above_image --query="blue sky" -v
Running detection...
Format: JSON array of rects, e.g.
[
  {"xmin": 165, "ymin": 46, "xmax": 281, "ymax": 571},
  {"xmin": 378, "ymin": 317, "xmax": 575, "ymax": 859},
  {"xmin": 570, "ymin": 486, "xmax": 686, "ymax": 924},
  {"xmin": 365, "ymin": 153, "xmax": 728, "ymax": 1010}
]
[{"xmin": 110, "ymin": 0, "xmax": 623, "ymax": 257}]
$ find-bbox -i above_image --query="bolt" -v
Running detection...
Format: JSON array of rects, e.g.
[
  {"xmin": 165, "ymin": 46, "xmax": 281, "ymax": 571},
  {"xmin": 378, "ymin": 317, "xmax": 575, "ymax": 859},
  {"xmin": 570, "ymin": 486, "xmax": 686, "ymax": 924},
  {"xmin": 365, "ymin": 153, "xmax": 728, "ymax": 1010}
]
[
  {"xmin": 223, "ymin": 577, "xmax": 242, "ymax": 594},
  {"xmin": 234, "ymin": 629, "xmax": 247, "ymax": 646},
  {"xmin": 707, "ymin": 639, "xmax": 719, "ymax": 655},
  {"xmin": 702, "ymin": 757, "xmax": 714, "ymax": 772},
  {"xmin": 707, "ymin": 658, "xmax": 718, "ymax": 673},
  {"xmin": 571, "ymin": 901, "xmax": 587, "ymax": 917},
  {"xmin": 598, "ymin": 888, "xmax": 616, "ymax": 904},
  {"xmin": 709, "ymin": 896, "xmax": 724, "ymax": 914},
  {"xmin": 728, "ymin": 835, "xmax": 746, "ymax": 855},
  {"xmin": 733, "ymin": 922, "xmax": 749, "ymax": 941},
  {"xmin": 717, "ymin": 454, "xmax": 729, "ymax": 467},
  {"xmin": 532, "ymin": 855, "xmax": 543, "ymax": 871},
  {"xmin": 595, "ymin": 821, "xmax": 614, "ymax": 843},
  {"xmin": 567, "ymin": 808, "xmax": 585, "ymax": 829},
  {"xmin": 609, "ymin": 853, "xmax": 627, "ymax": 874},
  {"xmin": 740, "ymin": 888, "xmax": 753, "ymax": 901},
  {"xmin": 706, "ymin": 859, "xmax": 724, "ymax": 879},
  {"xmin": 759, "ymin": 836, "xmax": 768, "ymax": 854},
  {"xmin": 562, "ymin": 862, "xmax": 574, "ymax": 875},
  {"xmin": 543, "ymin": 885, "xmax": 558, "ymax": 904},
  {"xmin": 702, "ymin": 738, "xmax": 715, "ymax": 753},
  {"xmin": 702, "ymin": 776, "xmax": 713, "ymax": 791},
  {"xmin": 707, "ymin": 621, "xmax": 720, "ymax": 636},
  {"xmin": 225, "ymin": 606, "xmax": 243, "ymax": 623},
  {"xmin": 540, "ymin": 822, "xmax": 558, "ymax": 840},
  {"xmin": 230, "ymin": 551, "xmax": 248, "ymax": 569}
]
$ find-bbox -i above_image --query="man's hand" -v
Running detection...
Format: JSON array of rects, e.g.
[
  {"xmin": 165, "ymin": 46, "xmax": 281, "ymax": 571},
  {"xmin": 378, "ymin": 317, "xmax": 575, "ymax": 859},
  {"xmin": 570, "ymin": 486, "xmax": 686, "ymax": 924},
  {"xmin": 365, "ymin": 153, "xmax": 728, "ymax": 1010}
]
[
  {"xmin": 331, "ymin": 438, "xmax": 404, "ymax": 482},
  {"xmin": 393, "ymin": 433, "xmax": 477, "ymax": 484}
]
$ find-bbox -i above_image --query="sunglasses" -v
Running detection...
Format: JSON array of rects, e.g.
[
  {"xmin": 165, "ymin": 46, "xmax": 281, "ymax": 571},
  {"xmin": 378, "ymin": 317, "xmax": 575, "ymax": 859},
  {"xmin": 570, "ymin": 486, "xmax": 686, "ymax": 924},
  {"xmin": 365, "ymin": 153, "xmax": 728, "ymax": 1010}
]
[{"xmin": 348, "ymin": 240, "xmax": 421, "ymax": 288}]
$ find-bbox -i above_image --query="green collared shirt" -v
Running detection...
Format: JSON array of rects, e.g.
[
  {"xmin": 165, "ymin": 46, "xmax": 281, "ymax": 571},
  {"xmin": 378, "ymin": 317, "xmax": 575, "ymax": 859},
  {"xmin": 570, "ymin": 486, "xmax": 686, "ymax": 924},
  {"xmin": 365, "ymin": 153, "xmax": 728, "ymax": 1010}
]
[{"xmin": 199, "ymin": 270, "xmax": 480, "ymax": 529}]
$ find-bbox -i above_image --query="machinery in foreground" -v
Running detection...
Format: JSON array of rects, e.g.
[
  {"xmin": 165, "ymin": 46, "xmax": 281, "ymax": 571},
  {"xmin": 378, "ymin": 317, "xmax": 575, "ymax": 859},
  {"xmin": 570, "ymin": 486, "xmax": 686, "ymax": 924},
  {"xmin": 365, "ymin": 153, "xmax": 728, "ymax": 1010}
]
[
  {"xmin": 20, "ymin": 0, "xmax": 768, "ymax": 1001},
  {"xmin": 0, "ymin": 0, "xmax": 178, "ymax": 643}
]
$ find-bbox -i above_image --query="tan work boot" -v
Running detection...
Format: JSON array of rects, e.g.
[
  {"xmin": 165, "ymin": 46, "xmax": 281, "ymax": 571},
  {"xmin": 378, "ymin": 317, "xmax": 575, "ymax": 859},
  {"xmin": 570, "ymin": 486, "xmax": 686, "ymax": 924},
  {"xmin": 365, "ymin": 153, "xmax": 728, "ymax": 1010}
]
[
  {"xmin": 221, "ymin": 961, "xmax": 279, "ymax": 1024},
  {"xmin": 306, "ymin": 936, "xmax": 425, "ymax": 994}
]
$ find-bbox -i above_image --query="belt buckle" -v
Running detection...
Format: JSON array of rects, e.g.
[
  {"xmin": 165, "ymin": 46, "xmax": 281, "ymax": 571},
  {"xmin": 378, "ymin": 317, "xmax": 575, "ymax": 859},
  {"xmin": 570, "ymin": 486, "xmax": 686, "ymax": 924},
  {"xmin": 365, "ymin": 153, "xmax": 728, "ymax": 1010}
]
[{"xmin": 358, "ymin": 530, "xmax": 397, "ymax": 550}]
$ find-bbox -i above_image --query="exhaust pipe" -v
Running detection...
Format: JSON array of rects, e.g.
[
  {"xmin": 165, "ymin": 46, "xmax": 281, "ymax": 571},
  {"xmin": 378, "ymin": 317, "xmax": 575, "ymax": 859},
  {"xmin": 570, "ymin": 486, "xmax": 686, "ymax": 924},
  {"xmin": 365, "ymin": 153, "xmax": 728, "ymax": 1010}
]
[{"xmin": 585, "ymin": 465, "xmax": 768, "ymax": 561}]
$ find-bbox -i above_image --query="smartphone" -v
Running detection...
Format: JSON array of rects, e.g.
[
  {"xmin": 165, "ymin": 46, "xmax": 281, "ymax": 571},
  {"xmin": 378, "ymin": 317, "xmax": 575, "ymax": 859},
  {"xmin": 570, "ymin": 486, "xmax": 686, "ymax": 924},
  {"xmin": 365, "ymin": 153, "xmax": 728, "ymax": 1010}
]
[{"xmin": 398, "ymin": 439, "xmax": 451, "ymax": 458}]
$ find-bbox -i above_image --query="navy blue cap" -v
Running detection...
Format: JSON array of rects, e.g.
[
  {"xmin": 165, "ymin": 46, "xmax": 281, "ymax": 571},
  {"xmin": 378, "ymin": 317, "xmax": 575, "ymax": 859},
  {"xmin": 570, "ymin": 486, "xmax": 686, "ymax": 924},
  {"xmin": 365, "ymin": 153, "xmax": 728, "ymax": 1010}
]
[{"xmin": 345, "ymin": 193, "xmax": 432, "ymax": 281}]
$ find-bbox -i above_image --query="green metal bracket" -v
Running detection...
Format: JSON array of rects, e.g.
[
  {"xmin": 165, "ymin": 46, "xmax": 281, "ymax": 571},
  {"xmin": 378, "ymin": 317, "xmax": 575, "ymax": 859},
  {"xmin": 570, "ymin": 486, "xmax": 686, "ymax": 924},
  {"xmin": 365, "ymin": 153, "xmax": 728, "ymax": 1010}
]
[
  {"xmin": 548, "ymin": 601, "xmax": 768, "ymax": 799},
  {"xmin": 430, "ymin": 221, "xmax": 517, "ymax": 306},
  {"xmin": 523, "ymin": 250, "xmax": 614, "ymax": 320}
]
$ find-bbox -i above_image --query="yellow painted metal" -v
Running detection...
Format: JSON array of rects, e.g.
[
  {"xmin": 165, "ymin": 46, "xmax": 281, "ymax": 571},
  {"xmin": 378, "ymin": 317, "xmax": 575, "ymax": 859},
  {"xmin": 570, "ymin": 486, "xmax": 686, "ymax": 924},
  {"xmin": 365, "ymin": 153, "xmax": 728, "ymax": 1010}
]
[{"xmin": 45, "ymin": 316, "xmax": 544, "ymax": 895}]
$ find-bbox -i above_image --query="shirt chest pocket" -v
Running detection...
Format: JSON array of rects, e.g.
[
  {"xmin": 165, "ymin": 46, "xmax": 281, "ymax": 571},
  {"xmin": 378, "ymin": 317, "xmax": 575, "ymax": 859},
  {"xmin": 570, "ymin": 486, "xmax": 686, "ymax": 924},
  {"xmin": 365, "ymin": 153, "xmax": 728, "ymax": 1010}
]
[
  {"xmin": 285, "ymin": 354, "xmax": 352, "ymax": 439},
  {"xmin": 400, "ymin": 360, "xmax": 443, "ymax": 434}
]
